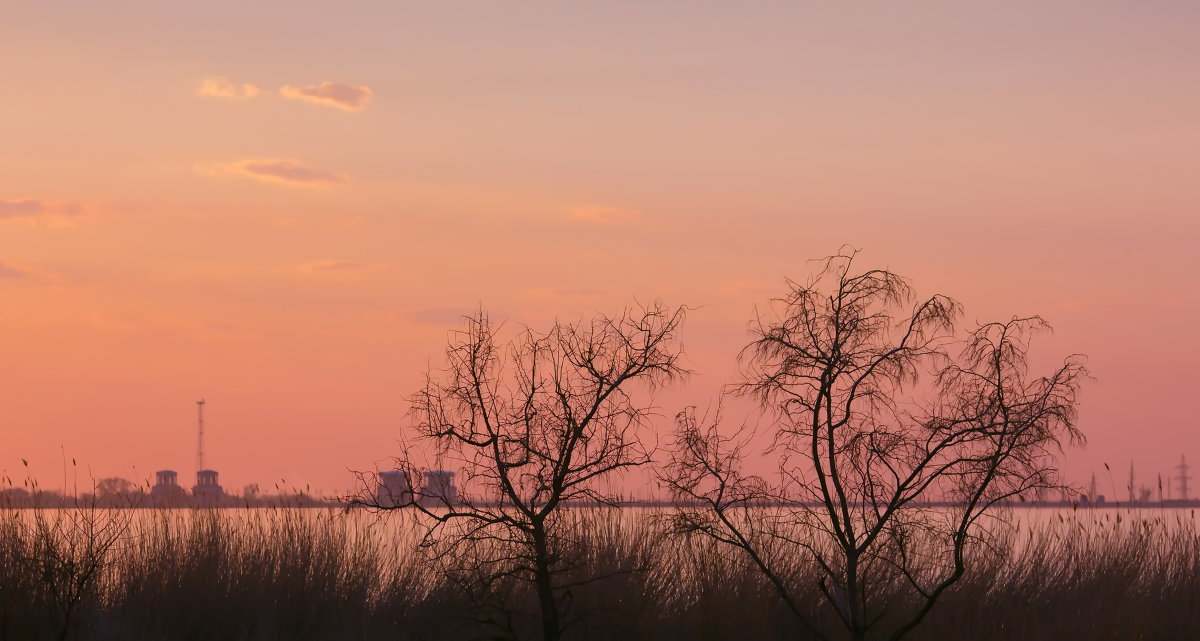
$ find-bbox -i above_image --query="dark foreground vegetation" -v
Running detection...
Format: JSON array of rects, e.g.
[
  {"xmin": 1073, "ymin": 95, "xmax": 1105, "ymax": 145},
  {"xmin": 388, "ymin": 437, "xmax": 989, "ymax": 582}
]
[{"xmin": 1, "ymin": 506, "xmax": 1198, "ymax": 641}]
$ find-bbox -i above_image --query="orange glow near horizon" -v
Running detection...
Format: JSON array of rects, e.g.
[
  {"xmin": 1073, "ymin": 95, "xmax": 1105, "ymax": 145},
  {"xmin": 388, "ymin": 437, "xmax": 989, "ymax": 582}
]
[{"xmin": 2, "ymin": 2, "xmax": 1198, "ymax": 497}]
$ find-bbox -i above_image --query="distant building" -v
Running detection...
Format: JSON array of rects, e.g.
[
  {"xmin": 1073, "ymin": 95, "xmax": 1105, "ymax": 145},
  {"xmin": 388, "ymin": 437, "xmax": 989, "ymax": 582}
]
[
  {"xmin": 151, "ymin": 470, "xmax": 186, "ymax": 507},
  {"xmin": 192, "ymin": 469, "xmax": 225, "ymax": 507},
  {"xmin": 376, "ymin": 470, "xmax": 414, "ymax": 507},
  {"xmin": 420, "ymin": 470, "xmax": 457, "ymax": 507}
]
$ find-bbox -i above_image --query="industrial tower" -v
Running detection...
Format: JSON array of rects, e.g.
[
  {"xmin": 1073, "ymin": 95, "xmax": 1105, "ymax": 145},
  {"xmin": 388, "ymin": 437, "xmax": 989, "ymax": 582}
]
[
  {"xmin": 191, "ymin": 398, "xmax": 224, "ymax": 506},
  {"xmin": 196, "ymin": 399, "xmax": 206, "ymax": 473},
  {"xmin": 1177, "ymin": 455, "xmax": 1191, "ymax": 502}
]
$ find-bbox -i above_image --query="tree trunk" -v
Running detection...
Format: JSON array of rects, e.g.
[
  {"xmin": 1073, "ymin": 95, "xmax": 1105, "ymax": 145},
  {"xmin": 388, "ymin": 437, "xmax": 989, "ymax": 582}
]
[
  {"xmin": 531, "ymin": 526, "xmax": 560, "ymax": 641},
  {"xmin": 846, "ymin": 555, "xmax": 866, "ymax": 641}
]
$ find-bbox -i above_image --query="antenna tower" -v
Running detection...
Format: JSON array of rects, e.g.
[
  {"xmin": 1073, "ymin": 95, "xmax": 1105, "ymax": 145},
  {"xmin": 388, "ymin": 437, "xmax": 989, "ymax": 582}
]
[
  {"xmin": 196, "ymin": 399, "xmax": 206, "ymax": 472},
  {"xmin": 1178, "ymin": 455, "xmax": 1191, "ymax": 502}
]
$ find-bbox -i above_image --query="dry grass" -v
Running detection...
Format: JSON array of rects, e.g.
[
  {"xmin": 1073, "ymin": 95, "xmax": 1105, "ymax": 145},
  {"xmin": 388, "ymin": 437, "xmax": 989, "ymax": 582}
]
[{"xmin": 0, "ymin": 506, "xmax": 1197, "ymax": 640}]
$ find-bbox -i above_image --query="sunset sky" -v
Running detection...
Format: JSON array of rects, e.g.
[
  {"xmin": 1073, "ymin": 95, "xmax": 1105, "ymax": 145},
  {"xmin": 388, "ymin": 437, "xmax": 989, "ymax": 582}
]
[{"xmin": 2, "ymin": 1, "xmax": 1197, "ymax": 497}]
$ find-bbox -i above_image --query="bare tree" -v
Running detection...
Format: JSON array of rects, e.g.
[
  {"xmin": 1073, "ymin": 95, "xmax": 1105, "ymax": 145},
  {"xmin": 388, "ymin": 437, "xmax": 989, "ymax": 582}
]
[
  {"xmin": 365, "ymin": 303, "xmax": 687, "ymax": 641},
  {"xmin": 16, "ymin": 465, "xmax": 134, "ymax": 641},
  {"xmin": 663, "ymin": 251, "xmax": 1086, "ymax": 641}
]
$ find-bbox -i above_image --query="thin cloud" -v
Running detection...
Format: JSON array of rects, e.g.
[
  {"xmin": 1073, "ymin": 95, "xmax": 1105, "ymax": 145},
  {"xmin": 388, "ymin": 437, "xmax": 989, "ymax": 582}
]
[
  {"xmin": 200, "ymin": 159, "xmax": 348, "ymax": 187},
  {"xmin": 85, "ymin": 311, "xmax": 259, "ymax": 342},
  {"xmin": 280, "ymin": 82, "xmax": 373, "ymax": 111},
  {"xmin": 566, "ymin": 205, "xmax": 642, "ymax": 225},
  {"xmin": 407, "ymin": 307, "xmax": 477, "ymax": 326},
  {"xmin": 0, "ymin": 199, "xmax": 83, "ymax": 221},
  {"xmin": 519, "ymin": 287, "xmax": 608, "ymax": 302},
  {"xmin": 197, "ymin": 76, "xmax": 260, "ymax": 100},
  {"xmin": 718, "ymin": 280, "xmax": 775, "ymax": 296},
  {"xmin": 298, "ymin": 259, "xmax": 370, "ymax": 273},
  {"xmin": 0, "ymin": 262, "xmax": 27, "ymax": 278},
  {"xmin": 0, "ymin": 200, "xmax": 43, "ymax": 218}
]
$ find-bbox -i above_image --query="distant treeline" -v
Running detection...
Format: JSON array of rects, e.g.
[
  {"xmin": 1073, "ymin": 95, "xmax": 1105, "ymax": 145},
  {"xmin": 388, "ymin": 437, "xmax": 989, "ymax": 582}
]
[
  {"xmin": 0, "ymin": 485, "xmax": 338, "ymax": 509},
  {"xmin": 9, "ymin": 486, "xmax": 1199, "ymax": 511}
]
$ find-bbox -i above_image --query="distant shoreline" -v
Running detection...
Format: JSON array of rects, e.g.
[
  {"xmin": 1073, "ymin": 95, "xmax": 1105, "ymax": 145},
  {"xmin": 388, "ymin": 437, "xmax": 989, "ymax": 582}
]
[{"xmin": 6, "ymin": 498, "xmax": 1200, "ymax": 510}]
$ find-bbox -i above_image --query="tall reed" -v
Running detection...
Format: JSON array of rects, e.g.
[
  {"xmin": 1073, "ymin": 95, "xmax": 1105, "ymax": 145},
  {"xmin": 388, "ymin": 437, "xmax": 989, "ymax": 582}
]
[{"xmin": 0, "ymin": 506, "xmax": 1197, "ymax": 640}]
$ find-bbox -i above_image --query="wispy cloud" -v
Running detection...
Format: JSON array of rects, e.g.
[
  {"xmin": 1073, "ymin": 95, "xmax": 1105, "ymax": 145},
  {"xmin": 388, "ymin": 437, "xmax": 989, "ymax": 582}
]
[
  {"xmin": 197, "ymin": 76, "xmax": 260, "ymax": 100},
  {"xmin": 0, "ymin": 199, "xmax": 43, "ymax": 218},
  {"xmin": 199, "ymin": 159, "xmax": 348, "ymax": 187},
  {"xmin": 280, "ymin": 82, "xmax": 373, "ymax": 111},
  {"xmin": 406, "ymin": 307, "xmax": 478, "ymax": 325},
  {"xmin": 566, "ymin": 205, "xmax": 642, "ymax": 225},
  {"xmin": 0, "ymin": 199, "xmax": 83, "ymax": 223},
  {"xmin": 717, "ymin": 280, "xmax": 775, "ymax": 296},
  {"xmin": 85, "ymin": 311, "xmax": 262, "ymax": 342},
  {"xmin": 0, "ymin": 262, "xmax": 27, "ymax": 278},
  {"xmin": 518, "ymin": 287, "xmax": 609, "ymax": 302},
  {"xmin": 298, "ymin": 259, "xmax": 371, "ymax": 273}
]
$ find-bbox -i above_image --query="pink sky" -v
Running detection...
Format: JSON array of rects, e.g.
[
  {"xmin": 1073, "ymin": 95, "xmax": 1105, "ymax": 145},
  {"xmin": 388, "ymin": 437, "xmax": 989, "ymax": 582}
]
[{"xmin": 2, "ymin": 2, "xmax": 1197, "ymax": 497}]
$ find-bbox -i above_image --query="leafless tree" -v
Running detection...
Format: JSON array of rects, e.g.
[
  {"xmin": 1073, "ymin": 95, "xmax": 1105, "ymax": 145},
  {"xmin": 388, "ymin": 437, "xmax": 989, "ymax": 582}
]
[
  {"xmin": 663, "ymin": 251, "xmax": 1086, "ymax": 641},
  {"xmin": 16, "ymin": 466, "xmax": 135, "ymax": 641},
  {"xmin": 95, "ymin": 477, "xmax": 135, "ymax": 499},
  {"xmin": 363, "ymin": 303, "xmax": 687, "ymax": 641}
]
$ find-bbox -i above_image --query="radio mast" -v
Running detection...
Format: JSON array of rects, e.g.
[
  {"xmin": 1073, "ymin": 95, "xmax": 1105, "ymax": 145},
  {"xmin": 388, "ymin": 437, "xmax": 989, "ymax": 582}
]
[
  {"xmin": 1178, "ymin": 455, "xmax": 1191, "ymax": 502},
  {"xmin": 196, "ymin": 399, "xmax": 206, "ymax": 472}
]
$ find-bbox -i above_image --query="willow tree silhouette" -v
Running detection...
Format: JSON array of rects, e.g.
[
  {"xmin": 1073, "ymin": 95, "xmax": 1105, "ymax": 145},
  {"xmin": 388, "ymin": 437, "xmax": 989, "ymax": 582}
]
[
  {"xmin": 366, "ymin": 303, "xmax": 687, "ymax": 641},
  {"xmin": 663, "ymin": 250, "xmax": 1087, "ymax": 641}
]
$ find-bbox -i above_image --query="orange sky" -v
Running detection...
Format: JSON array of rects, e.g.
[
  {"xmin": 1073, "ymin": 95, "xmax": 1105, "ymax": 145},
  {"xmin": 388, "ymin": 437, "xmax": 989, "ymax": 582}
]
[{"xmin": 2, "ymin": 2, "xmax": 1197, "ymax": 497}]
